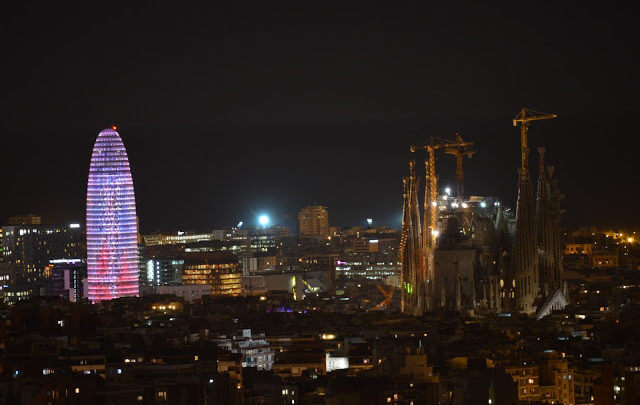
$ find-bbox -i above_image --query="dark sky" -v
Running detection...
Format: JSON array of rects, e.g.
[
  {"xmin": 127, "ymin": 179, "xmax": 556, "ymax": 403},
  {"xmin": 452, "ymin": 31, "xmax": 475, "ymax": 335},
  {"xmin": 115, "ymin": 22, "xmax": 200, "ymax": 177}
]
[{"xmin": 1, "ymin": 3, "xmax": 638, "ymax": 233}]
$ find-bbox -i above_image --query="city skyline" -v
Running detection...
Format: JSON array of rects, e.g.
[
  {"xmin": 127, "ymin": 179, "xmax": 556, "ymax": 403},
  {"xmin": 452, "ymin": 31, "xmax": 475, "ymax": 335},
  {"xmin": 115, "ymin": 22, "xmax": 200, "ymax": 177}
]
[
  {"xmin": 1, "ymin": 4, "xmax": 640, "ymax": 403},
  {"xmin": 1, "ymin": 4, "xmax": 639, "ymax": 232}
]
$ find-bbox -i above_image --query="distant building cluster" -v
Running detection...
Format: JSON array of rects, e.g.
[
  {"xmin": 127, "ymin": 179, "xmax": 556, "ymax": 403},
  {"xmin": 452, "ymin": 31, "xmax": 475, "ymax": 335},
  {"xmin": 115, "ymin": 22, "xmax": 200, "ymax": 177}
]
[
  {"xmin": 0, "ymin": 266, "xmax": 639, "ymax": 403},
  {"xmin": 2, "ymin": 123, "xmax": 640, "ymax": 403},
  {"xmin": 564, "ymin": 227, "xmax": 638, "ymax": 270},
  {"xmin": 0, "ymin": 208, "xmax": 402, "ymax": 306}
]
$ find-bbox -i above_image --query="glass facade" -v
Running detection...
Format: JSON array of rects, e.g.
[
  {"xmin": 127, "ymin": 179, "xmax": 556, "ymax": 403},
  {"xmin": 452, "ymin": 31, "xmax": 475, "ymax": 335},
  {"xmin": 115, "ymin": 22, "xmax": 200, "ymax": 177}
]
[{"xmin": 86, "ymin": 128, "xmax": 139, "ymax": 302}]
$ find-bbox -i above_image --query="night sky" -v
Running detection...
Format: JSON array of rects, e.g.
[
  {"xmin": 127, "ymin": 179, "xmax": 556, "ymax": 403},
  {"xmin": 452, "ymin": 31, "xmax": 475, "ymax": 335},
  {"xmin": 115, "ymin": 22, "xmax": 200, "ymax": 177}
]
[{"xmin": 1, "ymin": 3, "xmax": 638, "ymax": 233}]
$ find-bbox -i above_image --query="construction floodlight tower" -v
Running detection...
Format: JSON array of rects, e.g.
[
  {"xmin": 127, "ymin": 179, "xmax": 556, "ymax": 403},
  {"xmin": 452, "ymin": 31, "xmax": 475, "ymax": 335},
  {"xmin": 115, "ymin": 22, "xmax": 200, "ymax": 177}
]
[{"xmin": 511, "ymin": 108, "xmax": 557, "ymax": 313}]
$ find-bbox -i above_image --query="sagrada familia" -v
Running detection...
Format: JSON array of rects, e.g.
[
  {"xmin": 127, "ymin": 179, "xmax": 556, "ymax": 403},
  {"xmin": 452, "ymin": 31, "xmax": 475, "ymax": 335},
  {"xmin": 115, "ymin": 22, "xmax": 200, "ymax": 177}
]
[{"xmin": 400, "ymin": 108, "xmax": 567, "ymax": 318}]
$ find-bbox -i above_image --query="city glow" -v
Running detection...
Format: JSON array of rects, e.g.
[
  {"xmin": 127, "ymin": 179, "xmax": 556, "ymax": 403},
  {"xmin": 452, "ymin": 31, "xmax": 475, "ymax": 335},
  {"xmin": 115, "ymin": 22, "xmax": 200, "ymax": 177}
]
[{"xmin": 86, "ymin": 128, "xmax": 139, "ymax": 302}]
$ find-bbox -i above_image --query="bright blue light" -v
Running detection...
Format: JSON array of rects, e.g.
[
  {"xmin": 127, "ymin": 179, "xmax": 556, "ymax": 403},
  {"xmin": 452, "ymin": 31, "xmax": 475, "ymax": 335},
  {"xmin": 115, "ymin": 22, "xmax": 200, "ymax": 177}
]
[{"xmin": 259, "ymin": 215, "xmax": 270, "ymax": 227}]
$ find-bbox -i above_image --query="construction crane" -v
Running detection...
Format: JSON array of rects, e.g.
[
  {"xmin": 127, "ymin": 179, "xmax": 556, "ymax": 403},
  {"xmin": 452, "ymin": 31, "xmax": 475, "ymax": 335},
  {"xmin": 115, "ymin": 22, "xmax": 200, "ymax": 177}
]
[
  {"xmin": 443, "ymin": 133, "xmax": 474, "ymax": 200},
  {"xmin": 373, "ymin": 284, "xmax": 394, "ymax": 310},
  {"xmin": 512, "ymin": 108, "xmax": 558, "ymax": 173},
  {"xmin": 409, "ymin": 137, "xmax": 466, "ymax": 290}
]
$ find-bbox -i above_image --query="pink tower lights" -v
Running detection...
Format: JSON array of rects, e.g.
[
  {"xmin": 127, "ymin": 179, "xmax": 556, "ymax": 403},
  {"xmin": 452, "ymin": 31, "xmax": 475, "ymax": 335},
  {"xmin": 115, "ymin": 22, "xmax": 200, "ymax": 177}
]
[{"xmin": 86, "ymin": 128, "xmax": 139, "ymax": 302}]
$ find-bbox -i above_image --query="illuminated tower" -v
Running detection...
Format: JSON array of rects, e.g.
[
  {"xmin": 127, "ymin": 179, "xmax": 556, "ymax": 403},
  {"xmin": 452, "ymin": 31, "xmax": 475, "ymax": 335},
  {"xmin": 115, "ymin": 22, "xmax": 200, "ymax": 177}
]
[{"xmin": 86, "ymin": 128, "xmax": 139, "ymax": 302}]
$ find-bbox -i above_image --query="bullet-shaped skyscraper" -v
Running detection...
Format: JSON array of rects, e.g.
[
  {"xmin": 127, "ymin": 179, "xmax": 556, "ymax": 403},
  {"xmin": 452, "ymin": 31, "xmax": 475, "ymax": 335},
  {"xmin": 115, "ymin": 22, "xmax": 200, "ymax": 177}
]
[{"xmin": 86, "ymin": 128, "xmax": 139, "ymax": 302}]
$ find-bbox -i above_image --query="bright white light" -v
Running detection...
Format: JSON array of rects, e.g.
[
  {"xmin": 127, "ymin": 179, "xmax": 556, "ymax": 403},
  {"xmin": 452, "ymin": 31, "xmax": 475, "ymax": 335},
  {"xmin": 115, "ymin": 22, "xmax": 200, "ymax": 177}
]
[
  {"xmin": 431, "ymin": 230, "xmax": 439, "ymax": 237},
  {"xmin": 366, "ymin": 218, "xmax": 373, "ymax": 226},
  {"xmin": 326, "ymin": 354, "xmax": 349, "ymax": 372},
  {"xmin": 480, "ymin": 201, "xmax": 487, "ymax": 208},
  {"xmin": 147, "ymin": 260, "xmax": 154, "ymax": 282},
  {"xmin": 431, "ymin": 201, "xmax": 437, "ymax": 207},
  {"xmin": 494, "ymin": 201, "xmax": 500, "ymax": 207},
  {"xmin": 69, "ymin": 223, "xmax": 80, "ymax": 229},
  {"xmin": 461, "ymin": 203, "xmax": 468, "ymax": 209},
  {"xmin": 237, "ymin": 221, "xmax": 243, "ymax": 228},
  {"xmin": 259, "ymin": 215, "xmax": 269, "ymax": 227},
  {"xmin": 445, "ymin": 187, "xmax": 451, "ymax": 195}
]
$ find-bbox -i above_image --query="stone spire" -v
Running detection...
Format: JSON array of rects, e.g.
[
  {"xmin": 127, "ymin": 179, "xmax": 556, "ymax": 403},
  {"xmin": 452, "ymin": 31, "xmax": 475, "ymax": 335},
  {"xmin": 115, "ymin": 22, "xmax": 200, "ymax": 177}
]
[
  {"xmin": 536, "ymin": 147, "xmax": 554, "ymax": 295},
  {"xmin": 400, "ymin": 160, "xmax": 426, "ymax": 316},
  {"xmin": 513, "ymin": 132, "xmax": 538, "ymax": 313},
  {"xmin": 548, "ymin": 165, "xmax": 564, "ymax": 287}
]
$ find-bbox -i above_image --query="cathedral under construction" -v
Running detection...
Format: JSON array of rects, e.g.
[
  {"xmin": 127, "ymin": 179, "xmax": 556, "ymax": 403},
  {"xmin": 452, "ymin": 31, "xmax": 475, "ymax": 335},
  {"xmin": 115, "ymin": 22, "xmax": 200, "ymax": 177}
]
[{"xmin": 400, "ymin": 108, "xmax": 567, "ymax": 318}]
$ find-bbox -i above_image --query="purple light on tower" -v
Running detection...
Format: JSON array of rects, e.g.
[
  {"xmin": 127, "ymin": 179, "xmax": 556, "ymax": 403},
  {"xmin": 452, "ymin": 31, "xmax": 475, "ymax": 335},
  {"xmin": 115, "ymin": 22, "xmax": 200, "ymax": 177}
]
[{"xmin": 86, "ymin": 127, "xmax": 139, "ymax": 302}]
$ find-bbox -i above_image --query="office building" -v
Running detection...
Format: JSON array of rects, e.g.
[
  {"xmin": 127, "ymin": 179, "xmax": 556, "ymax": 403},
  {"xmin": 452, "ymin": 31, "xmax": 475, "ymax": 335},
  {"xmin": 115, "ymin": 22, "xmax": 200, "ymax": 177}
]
[
  {"xmin": 182, "ymin": 252, "xmax": 242, "ymax": 296},
  {"xmin": 145, "ymin": 258, "xmax": 184, "ymax": 285},
  {"xmin": 0, "ymin": 224, "xmax": 83, "ymax": 304},
  {"xmin": 86, "ymin": 128, "xmax": 139, "ymax": 302},
  {"xmin": 49, "ymin": 259, "xmax": 87, "ymax": 302}
]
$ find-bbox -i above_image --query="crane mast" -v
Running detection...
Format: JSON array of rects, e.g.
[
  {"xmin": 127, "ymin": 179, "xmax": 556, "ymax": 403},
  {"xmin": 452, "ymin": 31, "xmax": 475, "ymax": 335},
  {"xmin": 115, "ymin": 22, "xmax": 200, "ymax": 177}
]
[
  {"xmin": 444, "ymin": 133, "xmax": 474, "ymax": 200},
  {"xmin": 513, "ymin": 108, "xmax": 558, "ymax": 175},
  {"xmin": 408, "ymin": 136, "xmax": 472, "ymax": 311}
]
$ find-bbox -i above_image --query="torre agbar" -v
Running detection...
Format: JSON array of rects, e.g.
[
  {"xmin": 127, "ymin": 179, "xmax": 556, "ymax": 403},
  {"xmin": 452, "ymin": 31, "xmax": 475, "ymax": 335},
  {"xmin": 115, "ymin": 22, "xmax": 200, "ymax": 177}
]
[{"xmin": 86, "ymin": 128, "xmax": 139, "ymax": 302}]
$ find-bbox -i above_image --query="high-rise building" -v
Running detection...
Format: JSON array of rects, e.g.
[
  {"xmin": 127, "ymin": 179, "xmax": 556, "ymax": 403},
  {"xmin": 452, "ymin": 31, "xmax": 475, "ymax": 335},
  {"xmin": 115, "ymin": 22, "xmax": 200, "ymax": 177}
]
[
  {"xmin": 0, "ymin": 224, "xmax": 83, "ymax": 304},
  {"xmin": 298, "ymin": 205, "xmax": 329, "ymax": 240},
  {"xmin": 86, "ymin": 128, "xmax": 139, "ymax": 302}
]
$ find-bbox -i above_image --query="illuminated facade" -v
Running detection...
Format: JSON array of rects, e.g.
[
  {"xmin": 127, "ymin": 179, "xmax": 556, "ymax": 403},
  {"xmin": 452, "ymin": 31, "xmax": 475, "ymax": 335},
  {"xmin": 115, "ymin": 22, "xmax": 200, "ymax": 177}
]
[
  {"xmin": 86, "ymin": 128, "xmax": 139, "ymax": 302},
  {"xmin": 298, "ymin": 205, "xmax": 329, "ymax": 240},
  {"xmin": 182, "ymin": 253, "xmax": 242, "ymax": 296},
  {"xmin": 1, "ymin": 224, "xmax": 83, "ymax": 304}
]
